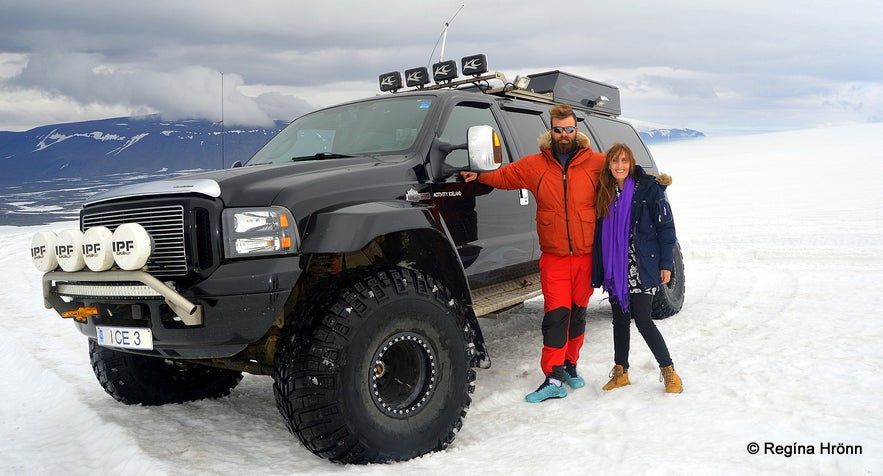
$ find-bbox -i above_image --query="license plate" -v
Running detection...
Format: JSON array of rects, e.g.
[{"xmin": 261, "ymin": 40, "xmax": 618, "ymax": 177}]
[{"xmin": 96, "ymin": 326, "xmax": 153, "ymax": 350}]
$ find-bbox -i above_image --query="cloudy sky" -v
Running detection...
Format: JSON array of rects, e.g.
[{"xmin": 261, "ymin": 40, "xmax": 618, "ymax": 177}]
[{"xmin": 0, "ymin": 0, "xmax": 880, "ymax": 136}]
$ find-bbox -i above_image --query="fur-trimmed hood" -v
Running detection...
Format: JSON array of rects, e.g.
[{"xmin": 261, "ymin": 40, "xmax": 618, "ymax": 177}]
[
  {"xmin": 654, "ymin": 172, "xmax": 672, "ymax": 187},
  {"xmin": 537, "ymin": 130, "xmax": 592, "ymax": 150},
  {"xmin": 637, "ymin": 164, "xmax": 672, "ymax": 188}
]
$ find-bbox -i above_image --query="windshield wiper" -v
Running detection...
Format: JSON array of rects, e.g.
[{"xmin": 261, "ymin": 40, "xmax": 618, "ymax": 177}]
[{"xmin": 291, "ymin": 152, "xmax": 354, "ymax": 161}]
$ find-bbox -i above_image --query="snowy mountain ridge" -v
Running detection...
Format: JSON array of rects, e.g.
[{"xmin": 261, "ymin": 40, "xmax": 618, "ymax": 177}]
[{"xmin": 0, "ymin": 115, "xmax": 286, "ymax": 184}]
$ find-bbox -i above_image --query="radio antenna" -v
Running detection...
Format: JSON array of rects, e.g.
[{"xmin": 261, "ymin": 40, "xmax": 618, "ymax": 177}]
[
  {"xmin": 427, "ymin": 5, "xmax": 465, "ymax": 67},
  {"xmin": 220, "ymin": 72, "xmax": 225, "ymax": 169}
]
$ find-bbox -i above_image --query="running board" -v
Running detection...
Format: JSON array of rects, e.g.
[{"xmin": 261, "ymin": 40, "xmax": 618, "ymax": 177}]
[{"xmin": 470, "ymin": 272, "xmax": 542, "ymax": 318}]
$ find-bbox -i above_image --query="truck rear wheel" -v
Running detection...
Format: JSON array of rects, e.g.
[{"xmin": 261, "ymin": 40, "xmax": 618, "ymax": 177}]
[
  {"xmin": 89, "ymin": 340, "xmax": 243, "ymax": 405},
  {"xmin": 273, "ymin": 267, "xmax": 475, "ymax": 464},
  {"xmin": 652, "ymin": 241, "xmax": 686, "ymax": 319}
]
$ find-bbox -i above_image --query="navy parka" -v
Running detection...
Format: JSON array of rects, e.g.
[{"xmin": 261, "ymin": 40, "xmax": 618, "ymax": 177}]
[{"xmin": 591, "ymin": 165, "xmax": 677, "ymax": 290}]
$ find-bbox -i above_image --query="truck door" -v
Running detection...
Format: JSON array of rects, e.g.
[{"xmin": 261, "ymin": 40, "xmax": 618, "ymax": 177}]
[{"xmin": 431, "ymin": 101, "xmax": 537, "ymax": 284}]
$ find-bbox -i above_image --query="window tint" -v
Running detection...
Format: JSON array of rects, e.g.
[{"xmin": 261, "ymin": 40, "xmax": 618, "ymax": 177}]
[
  {"xmin": 573, "ymin": 117, "xmax": 601, "ymax": 151},
  {"xmin": 584, "ymin": 116, "xmax": 655, "ymax": 170},
  {"xmin": 439, "ymin": 103, "xmax": 508, "ymax": 168},
  {"xmin": 502, "ymin": 108, "xmax": 548, "ymax": 161}
]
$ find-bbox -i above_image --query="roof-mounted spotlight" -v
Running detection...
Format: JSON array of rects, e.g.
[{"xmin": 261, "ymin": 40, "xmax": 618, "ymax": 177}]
[
  {"xmin": 512, "ymin": 75, "xmax": 531, "ymax": 90},
  {"xmin": 379, "ymin": 71, "xmax": 403, "ymax": 92},
  {"xmin": 461, "ymin": 54, "xmax": 488, "ymax": 76},
  {"xmin": 405, "ymin": 67, "xmax": 430, "ymax": 88},
  {"xmin": 585, "ymin": 95, "xmax": 609, "ymax": 108},
  {"xmin": 432, "ymin": 60, "xmax": 458, "ymax": 83}
]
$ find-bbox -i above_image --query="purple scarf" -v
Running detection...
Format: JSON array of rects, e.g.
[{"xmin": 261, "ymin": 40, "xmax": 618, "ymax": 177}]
[{"xmin": 602, "ymin": 176, "xmax": 634, "ymax": 313}]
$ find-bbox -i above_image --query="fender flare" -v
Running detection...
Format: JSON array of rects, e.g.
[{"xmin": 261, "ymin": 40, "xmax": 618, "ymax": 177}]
[
  {"xmin": 298, "ymin": 200, "xmax": 489, "ymax": 366},
  {"xmin": 300, "ymin": 201, "xmax": 442, "ymax": 254}
]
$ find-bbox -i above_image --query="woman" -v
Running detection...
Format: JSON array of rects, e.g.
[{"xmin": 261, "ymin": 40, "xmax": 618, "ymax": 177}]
[{"xmin": 592, "ymin": 143, "xmax": 683, "ymax": 393}]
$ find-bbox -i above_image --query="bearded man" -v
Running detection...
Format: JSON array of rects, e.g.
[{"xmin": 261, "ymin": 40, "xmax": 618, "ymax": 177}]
[{"xmin": 461, "ymin": 103, "xmax": 606, "ymax": 403}]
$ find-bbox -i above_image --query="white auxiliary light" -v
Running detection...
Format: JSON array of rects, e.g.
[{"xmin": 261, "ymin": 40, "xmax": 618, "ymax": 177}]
[
  {"xmin": 111, "ymin": 223, "xmax": 153, "ymax": 271},
  {"xmin": 82, "ymin": 226, "xmax": 115, "ymax": 272},
  {"xmin": 587, "ymin": 95, "xmax": 609, "ymax": 108},
  {"xmin": 56, "ymin": 229, "xmax": 86, "ymax": 272},
  {"xmin": 31, "ymin": 231, "xmax": 58, "ymax": 272},
  {"xmin": 513, "ymin": 75, "xmax": 531, "ymax": 90}
]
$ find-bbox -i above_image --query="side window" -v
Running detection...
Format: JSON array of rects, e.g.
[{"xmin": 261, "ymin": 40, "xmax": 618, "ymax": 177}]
[
  {"xmin": 574, "ymin": 116, "xmax": 601, "ymax": 151},
  {"xmin": 584, "ymin": 116, "xmax": 656, "ymax": 170},
  {"xmin": 502, "ymin": 108, "xmax": 548, "ymax": 161},
  {"xmin": 439, "ymin": 103, "xmax": 509, "ymax": 168},
  {"xmin": 507, "ymin": 108, "xmax": 600, "ymax": 156}
]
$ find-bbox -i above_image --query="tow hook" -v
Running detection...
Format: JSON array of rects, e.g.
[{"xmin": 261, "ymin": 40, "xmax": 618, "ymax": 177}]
[{"xmin": 61, "ymin": 306, "xmax": 99, "ymax": 323}]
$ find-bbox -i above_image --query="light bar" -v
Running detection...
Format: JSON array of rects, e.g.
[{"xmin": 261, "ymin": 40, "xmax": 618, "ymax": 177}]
[
  {"xmin": 57, "ymin": 283, "xmax": 162, "ymax": 298},
  {"xmin": 378, "ymin": 54, "xmax": 498, "ymax": 93}
]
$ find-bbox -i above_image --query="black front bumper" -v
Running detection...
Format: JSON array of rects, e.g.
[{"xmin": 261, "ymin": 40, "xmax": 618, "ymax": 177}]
[{"xmin": 43, "ymin": 257, "xmax": 302, "ymax": 359}]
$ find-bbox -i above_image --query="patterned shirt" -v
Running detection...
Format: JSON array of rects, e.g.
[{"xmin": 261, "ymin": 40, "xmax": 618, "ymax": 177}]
[{"xmin": 614, "ymin": 182, "xmax": 657, "ymax": 296}]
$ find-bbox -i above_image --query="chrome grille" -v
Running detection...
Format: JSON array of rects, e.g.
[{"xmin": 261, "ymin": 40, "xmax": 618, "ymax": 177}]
[{"xmin": 82, "ymin": 205, "xmax": 187, "ymax": 277}]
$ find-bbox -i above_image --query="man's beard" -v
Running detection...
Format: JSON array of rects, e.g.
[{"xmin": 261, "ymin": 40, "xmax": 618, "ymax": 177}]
[{"xmin": 552, "ymin": 136, "xmax": 577, "ymax": 155}]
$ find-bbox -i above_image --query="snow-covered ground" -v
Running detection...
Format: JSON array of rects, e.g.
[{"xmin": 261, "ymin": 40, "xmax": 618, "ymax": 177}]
[{"xmin": 2, "ymin": 124, "xmax": 881, "ymax": 475}]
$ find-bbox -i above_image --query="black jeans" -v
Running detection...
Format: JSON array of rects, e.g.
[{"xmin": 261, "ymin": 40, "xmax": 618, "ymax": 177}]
[{"xmin": 610, "ymin": 293, "xmax": 673, "ymax": 370}]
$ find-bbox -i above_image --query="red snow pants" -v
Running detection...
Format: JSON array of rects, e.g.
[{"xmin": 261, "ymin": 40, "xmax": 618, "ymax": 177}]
[{"xmin": 538, "ymin": 253, "xmax": 593, "ymax": 376}]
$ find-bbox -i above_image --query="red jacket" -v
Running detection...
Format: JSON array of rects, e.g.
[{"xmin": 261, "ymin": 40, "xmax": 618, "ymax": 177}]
[{"xmin": 478, "ymin": 131, "xmax": 605, "ymax": 256}]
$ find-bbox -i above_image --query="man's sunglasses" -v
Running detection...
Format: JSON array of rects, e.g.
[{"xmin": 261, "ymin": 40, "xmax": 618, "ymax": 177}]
[{"xmin": 551, "ymin": 126, "xmax": 576, "ymax": 134}]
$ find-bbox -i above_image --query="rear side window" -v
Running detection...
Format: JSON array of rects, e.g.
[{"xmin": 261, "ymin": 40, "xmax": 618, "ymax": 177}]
[
  {"xmin": 501, "ymin": 107, "xmax": 547, "ymax": 161},
  {"xmin": 503, "ymin": 108, "xmax": 601, "ymax": 156},
  {"xmin": 584, "ymin": 116, "xmax": 656, "ymax": 171}
]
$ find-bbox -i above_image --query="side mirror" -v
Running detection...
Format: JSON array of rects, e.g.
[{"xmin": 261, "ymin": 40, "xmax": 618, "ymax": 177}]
[
  {"xmin": 231, "ymin": 160, "xmax": 243, "ymax": 168},
  {"xmin": 466, "ymin": 125, "xmax": 502, "ymax": 172}
]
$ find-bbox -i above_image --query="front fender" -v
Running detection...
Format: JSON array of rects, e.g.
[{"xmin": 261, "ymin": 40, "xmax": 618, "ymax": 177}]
[{"xmin": 300, "ymin": 201, "xmax": 442, "ymax": 253}]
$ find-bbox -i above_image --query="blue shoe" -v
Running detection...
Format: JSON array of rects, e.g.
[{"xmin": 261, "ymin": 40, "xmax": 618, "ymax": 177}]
[
  {"xmin": 525, "ymin": 377, "xmax": 567, "ymax": 403},
  {"xmin": 564, "ymin": 361, "xmax": 586, "ymax": 389}
]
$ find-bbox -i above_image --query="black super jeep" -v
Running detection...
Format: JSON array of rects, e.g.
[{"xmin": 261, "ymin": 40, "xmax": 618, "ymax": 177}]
[{"xmin": 33, "ymin": 57, "xmax": 685, "ymax": 464}]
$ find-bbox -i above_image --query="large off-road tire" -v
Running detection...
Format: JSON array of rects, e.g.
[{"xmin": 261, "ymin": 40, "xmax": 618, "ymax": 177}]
[
  {"xmin": 273, "ymin": 267, "xmax": 476, "ymax": 464},
  {"xmin": 89, "ymin": 340, "xmax": 243, "ymax": 405},
  {"xmin": 652, "ymin": 241, "xmax": 686, "ymax": 319}
]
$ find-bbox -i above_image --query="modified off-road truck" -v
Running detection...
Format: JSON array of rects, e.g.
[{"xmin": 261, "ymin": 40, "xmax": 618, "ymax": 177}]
[{"xmin": 31, "ymin": 54, "xmax": 685, "ymax": 464}]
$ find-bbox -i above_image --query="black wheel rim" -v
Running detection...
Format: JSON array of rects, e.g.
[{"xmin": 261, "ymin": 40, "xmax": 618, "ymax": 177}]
[{"xmin": 370, "ymin": 331, "xmax": 436, "ymax": 418}]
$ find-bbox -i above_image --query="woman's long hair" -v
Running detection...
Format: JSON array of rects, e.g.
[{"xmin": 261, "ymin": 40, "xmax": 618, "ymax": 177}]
[{"xmin": 595, "ymin": 143, "xmax": 636, "ymax": 218}]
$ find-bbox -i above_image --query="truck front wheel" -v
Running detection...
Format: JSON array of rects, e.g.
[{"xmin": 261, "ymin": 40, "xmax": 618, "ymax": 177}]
[
  {"xmin": 273, "ymin": 267, "xmax": 475, "ymax": 464},
  {"xmin": 89, "ymin": 340, "xmax": 243, "ymax": 405}
]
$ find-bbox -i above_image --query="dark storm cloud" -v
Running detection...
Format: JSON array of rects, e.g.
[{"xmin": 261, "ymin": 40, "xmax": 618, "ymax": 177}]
[{"xmin": 0, "ymin": 0, "xmax": 881, "ymax": 134}]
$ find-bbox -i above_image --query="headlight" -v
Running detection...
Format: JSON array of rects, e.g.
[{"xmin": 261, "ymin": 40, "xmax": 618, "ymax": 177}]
[{"xmin": 222, "ymin": 207, "xmax": 299, "ymax": 259}]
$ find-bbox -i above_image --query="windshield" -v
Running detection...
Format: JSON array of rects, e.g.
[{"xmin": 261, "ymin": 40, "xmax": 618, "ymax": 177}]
[{"xmin": 246, "ymin": 96, "xmax": 434, "ymax": 165}]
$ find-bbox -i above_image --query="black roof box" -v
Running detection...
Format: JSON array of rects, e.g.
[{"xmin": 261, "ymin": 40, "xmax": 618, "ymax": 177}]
[{"xmin": 527, "ymin": 71, "xmax": 622, "ymax": 116}]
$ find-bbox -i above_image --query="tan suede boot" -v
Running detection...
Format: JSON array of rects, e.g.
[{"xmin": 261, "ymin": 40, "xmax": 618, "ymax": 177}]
[
  {"xmin": 602, "ymin": 365, "xmax": 630, "ymax": 391},
  {"xmin": 660, "ymin": 365, "xmax": 683, "ymax": 393}
]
